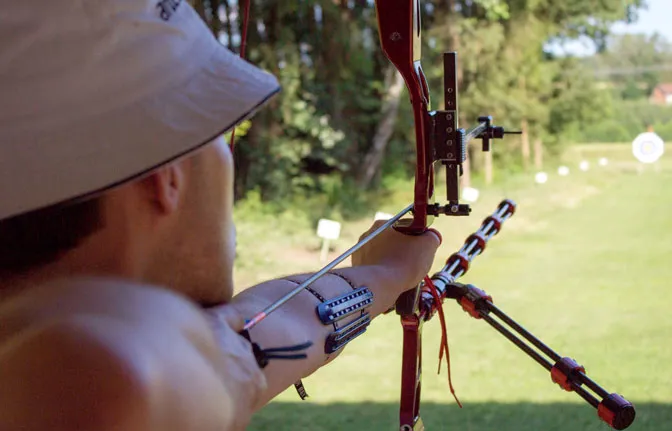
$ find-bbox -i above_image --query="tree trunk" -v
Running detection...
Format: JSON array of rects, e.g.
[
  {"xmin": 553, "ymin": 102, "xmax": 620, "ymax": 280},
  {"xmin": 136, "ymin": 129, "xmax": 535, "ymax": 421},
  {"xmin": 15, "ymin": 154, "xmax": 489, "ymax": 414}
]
[
  {"xmin": 484, "ymin": 149, "xmax": 493, "ymax": 185},
  {"xmin": 191, "ymin": 0, "xmax": 206, "ymax": 22},
  {"xmin": 521, "ymin": 118, "xmax": 530, "ymax": 171},
  {"xmin": 356, "ymin": 67, "xmax": 405, "ymax": 188},
  {"xmin": 234, "ymin": 123, "xmax": 257, "ymax": 201},
  {"xmin": 208, "ymin": 0, "xmax": 222, "ymax": 37},
  {"xmin": 222, "ymin": 1, "xmax": 234, "ymax": 47},
  {"xmin": 533, "ymin": 138, "xmax": 543, "ymax": 170}
]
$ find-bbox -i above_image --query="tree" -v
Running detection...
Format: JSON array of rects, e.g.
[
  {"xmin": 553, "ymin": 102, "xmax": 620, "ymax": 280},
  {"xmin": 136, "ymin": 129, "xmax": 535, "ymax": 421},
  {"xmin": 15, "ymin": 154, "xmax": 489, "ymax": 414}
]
[
  {"xmin": 587, "ymin": 32, "xmax": 672, "ymax": 97},
  {"xmin": 186, "ymin": 0, "xmax": 649, "ymax": 208}
]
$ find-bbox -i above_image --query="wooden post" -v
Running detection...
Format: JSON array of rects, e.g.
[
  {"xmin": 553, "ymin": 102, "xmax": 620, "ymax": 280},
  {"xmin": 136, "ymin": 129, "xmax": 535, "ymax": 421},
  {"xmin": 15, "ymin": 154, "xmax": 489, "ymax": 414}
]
[
  {"xmin": 484, "ymin": 149, "xmax": 493, "ymax": 185},
  {"xmin": 320, "ymin": 239, "xmax": 330, "ymax": 263},
  {"xmin": 521, "ymin": 118, "xmax": 530, "ymax": 171},
  {"xmin": 533, "ymin": 138, "xmax": 543, "ymax": 170}
]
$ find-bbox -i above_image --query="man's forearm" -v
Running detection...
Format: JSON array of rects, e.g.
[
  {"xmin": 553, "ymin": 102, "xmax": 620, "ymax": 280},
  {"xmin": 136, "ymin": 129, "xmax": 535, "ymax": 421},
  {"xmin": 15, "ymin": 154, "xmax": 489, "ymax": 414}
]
[{"xmin": 228, "ymin": 264, "xmax": 413, "ymax": 407}]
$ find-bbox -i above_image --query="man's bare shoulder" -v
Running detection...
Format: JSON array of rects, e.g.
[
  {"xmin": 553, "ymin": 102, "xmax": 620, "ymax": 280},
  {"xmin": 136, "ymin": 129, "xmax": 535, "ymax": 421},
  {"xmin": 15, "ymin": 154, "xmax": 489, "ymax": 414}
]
[
  {"xmin": 0, "ymin": 311, "xmax": 154, "ymax": 430},
  {"xmin": 0, "ymin": 278, "xmax": 235, "ymax": 431},
  {"xmin": 0, "ymin": 277, "xmax": 209, "ymax": 337}
]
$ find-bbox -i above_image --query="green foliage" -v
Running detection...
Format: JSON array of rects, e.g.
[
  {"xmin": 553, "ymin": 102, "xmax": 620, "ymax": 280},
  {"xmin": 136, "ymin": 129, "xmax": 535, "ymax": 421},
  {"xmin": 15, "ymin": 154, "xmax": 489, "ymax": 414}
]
[
  {"xmin": 567, "ymin": 29, "xmax": 672, "ymax": 143},
  {"xmin": 474, "ymin": 0, "xmax": 510, "ymax": 20},
  {"xmin": 587, "ymin": 32, "xmax": 672, "ymax": 90},
  {"xmin": 189, "ymin": 0, "xmax": 655, "ymax": 208},
  {"xmin": 621, "ymin": 78, "xmax": 647, "ymax": 100},
  {"xmin": 539, "ymin": 0, "xmax": 646, "ymax": 50},
  {"xmin": 576, "ymin": 100, "xmax": 672, "ymax": 142},
  {"xmin": 547, "ymin": 58, "xmax": 616, "ymax": 142}
]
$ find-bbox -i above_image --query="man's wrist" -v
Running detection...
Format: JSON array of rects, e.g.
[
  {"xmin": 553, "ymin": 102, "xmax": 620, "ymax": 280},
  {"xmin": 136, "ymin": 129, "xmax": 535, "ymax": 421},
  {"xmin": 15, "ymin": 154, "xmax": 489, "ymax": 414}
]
[{"xmin": 335, "ymin": 265, "xmax": 415, "ymax": 313}]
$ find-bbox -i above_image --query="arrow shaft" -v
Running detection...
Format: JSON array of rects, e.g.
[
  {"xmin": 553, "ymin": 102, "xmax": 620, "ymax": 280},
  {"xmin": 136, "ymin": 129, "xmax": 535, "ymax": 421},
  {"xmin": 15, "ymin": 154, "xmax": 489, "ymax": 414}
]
[{"xmin": 243, "ymin": 203, "xmax": 414, "ymax": 331}]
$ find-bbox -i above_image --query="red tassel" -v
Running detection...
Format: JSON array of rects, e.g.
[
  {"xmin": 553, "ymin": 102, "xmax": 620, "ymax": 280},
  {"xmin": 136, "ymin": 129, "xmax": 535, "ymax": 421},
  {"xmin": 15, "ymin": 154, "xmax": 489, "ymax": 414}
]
[{"xmin": 424, "ymin": 276, "xmax": 462, "ymax": 408}]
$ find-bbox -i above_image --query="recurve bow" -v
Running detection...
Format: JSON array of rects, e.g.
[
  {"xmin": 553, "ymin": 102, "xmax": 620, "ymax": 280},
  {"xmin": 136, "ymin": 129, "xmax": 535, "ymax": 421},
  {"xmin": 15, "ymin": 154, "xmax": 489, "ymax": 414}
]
[{"xmin": 374, "ymin": 1, "xmax": 512, "ymax": 428}]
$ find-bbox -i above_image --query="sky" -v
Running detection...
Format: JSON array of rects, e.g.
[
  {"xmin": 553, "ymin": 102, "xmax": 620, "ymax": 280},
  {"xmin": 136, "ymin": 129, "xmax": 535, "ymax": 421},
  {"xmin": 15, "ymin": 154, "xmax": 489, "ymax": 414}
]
[{"xmin": 549, "ymin": 0, "xmax": 672, "ymax": 56}]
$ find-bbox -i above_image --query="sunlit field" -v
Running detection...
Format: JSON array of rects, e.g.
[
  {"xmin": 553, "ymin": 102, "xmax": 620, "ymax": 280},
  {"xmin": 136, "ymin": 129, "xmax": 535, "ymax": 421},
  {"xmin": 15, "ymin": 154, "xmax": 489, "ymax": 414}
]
[{"xmin": 236, "ymin": 144, "xmax": 672, "ymax": 431}]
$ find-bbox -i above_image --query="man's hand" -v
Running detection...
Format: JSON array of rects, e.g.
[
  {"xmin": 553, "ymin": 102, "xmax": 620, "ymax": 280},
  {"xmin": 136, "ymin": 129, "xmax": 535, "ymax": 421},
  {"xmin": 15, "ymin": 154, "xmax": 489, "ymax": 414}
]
[{"xmin": 351, "ymin": 220, "xmax": 441, "ymax": 295}]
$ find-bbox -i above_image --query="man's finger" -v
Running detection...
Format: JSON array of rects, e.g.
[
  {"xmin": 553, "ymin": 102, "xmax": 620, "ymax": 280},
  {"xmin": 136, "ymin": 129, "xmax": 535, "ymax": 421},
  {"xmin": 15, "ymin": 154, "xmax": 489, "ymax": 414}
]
[
  {"xmin": 426, "ymin": 228, "xmax": 442, "ymax": 246},
  {"xmin": 359, "ymin": 219, "xmax": 388, "ymax": 242},
  {"xmin": 207, "ymin": 306, "xmax": 245, "ymax": 332}
]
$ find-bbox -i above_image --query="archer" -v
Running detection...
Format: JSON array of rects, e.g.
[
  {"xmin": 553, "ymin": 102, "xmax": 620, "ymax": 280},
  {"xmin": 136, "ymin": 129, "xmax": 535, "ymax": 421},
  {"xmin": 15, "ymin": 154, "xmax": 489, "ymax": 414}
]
[{"xmin": 0, "ymin": 1, "xmax": 440, "ymax": 430}]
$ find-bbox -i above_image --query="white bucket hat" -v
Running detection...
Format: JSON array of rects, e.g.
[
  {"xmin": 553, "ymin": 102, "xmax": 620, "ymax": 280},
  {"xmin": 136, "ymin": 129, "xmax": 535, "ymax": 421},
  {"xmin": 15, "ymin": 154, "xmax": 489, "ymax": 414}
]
[{"xmin": 0, "ymin": 0, "xmax": 280, "ymax": 220}]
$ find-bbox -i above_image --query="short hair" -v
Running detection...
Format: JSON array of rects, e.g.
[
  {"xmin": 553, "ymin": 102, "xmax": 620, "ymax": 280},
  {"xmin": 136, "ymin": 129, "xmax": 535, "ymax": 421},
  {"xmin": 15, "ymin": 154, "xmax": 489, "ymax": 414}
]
[{"xmin": 0, "ymin": 197, "xmax": 104, "ymax": 275}]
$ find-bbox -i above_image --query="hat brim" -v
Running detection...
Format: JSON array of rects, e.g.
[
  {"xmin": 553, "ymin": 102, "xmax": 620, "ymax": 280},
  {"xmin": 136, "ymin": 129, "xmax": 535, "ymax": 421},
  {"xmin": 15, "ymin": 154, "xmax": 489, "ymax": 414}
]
[{"xmin": 1, "ymin": 42, "xmax": 280, "ymax": 220}]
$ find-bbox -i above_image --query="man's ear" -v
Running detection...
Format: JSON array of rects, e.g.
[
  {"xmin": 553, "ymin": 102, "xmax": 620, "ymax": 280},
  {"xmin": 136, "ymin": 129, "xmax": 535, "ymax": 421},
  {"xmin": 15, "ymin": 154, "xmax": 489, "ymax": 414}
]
[{"xmin": 141, "ymin": 161, "xmax": 187, "ymax": 214}]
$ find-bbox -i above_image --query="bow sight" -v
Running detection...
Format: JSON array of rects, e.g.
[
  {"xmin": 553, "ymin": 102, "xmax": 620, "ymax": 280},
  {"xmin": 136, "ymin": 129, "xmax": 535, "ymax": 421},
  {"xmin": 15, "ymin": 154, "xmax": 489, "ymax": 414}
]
[{"xmin": 429, "ymin": 54, "xmax": 520, "ymax": 217}]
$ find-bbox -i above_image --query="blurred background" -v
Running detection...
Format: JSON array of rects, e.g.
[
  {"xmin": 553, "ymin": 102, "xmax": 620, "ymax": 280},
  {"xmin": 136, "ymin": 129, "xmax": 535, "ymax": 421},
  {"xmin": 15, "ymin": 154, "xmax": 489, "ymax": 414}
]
[{"xmin": 191, "ymin": 1, "xmax": 671, "ymax": 429}]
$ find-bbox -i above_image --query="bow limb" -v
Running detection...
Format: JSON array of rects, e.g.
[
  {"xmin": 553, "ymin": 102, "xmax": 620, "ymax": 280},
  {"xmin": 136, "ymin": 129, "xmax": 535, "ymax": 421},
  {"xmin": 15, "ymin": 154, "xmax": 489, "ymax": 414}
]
[
  {"xmin": 375, "ymin": 1, "xmax": 433, "ymax": 429},
  {"xmin": 375, "ymin": 0, "xmax": 434, "ymax": 234}
]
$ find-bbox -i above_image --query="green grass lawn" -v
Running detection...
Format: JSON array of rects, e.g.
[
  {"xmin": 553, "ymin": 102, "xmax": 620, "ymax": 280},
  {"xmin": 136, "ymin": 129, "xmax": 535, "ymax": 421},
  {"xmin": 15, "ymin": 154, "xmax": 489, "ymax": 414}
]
[{"xmin": 240, "ymin": 145, "xmax": 672, "ymax": 431}]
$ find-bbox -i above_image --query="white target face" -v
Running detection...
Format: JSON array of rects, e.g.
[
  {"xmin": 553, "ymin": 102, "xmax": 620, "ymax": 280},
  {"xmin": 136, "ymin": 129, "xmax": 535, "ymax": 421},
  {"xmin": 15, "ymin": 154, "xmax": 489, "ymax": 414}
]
[
  {"xmin": 535, "ymin": 172, "xmax": 548, "ymax": 184},
  {"xmin": 632, "ymin": 132, "xmax": 664, "ymax": 164}
]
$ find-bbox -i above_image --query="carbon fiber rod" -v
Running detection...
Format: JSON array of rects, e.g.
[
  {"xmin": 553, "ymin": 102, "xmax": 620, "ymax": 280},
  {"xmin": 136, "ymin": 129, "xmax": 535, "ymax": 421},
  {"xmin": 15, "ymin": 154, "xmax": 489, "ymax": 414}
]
[
  {"xmin": 450, "ymin": 284, "xmax": 635, "ymax": 429},
  {"xmin": 488, "ymin": 302, "xmax": 611, "ymax": 400},
  {"xmin": 422, "ymin": 200, "xmax": 516, "ymax": 310}
]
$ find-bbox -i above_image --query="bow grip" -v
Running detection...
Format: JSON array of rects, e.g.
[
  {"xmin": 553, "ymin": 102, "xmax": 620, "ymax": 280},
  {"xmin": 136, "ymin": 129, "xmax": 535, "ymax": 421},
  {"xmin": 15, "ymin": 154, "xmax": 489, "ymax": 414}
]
[{"xmin": 393, "ymin": 224, "xmax": 431, "ymax": 316}]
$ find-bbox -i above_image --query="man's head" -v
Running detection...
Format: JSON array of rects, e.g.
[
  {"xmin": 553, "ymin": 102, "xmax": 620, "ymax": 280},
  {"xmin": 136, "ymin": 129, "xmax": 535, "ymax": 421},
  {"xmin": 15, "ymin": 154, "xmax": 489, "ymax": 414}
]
[
  {"xmin": 0, "ymin": 0, "xmax": 280, "ymax": 303},
  {"xmin": 0, "ymin": 137, "xmax": 237, "ymax": 305},
  {"xmin": 138, "ymin": 136, "xmax": 238, "ymax": 305}
]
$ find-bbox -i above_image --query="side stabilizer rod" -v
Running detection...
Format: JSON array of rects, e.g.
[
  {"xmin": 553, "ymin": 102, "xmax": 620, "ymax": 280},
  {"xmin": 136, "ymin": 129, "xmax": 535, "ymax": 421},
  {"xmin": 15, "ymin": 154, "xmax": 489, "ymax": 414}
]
[{"xmin": 442, "ymin": 282, "xmax": 636, "ymax": 430}]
